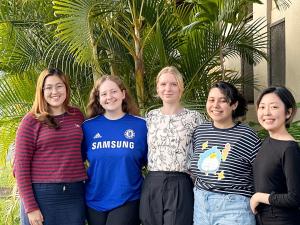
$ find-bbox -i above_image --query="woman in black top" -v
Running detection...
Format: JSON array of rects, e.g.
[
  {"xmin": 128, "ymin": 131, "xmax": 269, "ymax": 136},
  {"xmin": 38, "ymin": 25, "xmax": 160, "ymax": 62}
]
[{"xmin": 250, "ymin": 86, "xmax": 300, "ymax": 225}]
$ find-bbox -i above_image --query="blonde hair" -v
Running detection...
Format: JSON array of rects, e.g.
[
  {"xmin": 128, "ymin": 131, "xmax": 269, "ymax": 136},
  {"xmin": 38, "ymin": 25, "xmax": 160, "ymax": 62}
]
[
  {"xmin": 31, "ymin": 68, "xmax": 71, "ymax": 128},
  {"xmin": 156, "ymin": 66, "xmax": 184, "ymax": 97},
  {"xmin": 86, "ymin": 75, "xmax": 140, "ymax": 118}
]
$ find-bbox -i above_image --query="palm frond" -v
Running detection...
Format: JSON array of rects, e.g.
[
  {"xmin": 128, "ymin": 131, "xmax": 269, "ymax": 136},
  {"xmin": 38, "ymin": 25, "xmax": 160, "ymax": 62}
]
[
  {"xmin": 273, "ymin": 0, "xmax": 291, "ymax": 10},
  {"xmin": 0, "ymin": 72, "xmax": 36, "ymax": 166},
  {"xmin": 51, "ymin": 0, "xmax": 118, "ymax": 65}
]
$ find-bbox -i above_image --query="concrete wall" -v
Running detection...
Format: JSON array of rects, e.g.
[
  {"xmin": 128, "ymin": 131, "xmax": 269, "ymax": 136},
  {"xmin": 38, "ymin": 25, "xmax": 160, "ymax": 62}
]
[{"xmin": 248, "ymin": 0, "xmax": 300, "ymax": 122}]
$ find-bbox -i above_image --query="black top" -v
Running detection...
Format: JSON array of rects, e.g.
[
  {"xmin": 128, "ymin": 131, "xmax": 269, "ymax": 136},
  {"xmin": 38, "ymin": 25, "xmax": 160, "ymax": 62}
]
[{"xmin": 253, "ymin": 136, "xmax": 300, "ymax": 208}]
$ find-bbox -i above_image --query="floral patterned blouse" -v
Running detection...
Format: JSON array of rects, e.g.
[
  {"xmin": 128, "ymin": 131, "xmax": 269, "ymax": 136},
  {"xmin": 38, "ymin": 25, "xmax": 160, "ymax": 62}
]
[{"xmin": 146, "ymin": 108, "xmax": 205, "ymax": 172}]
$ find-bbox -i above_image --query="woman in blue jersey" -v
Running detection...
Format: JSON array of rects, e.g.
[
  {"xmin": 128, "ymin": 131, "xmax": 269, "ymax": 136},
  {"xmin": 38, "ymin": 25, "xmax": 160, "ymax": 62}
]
[
  {"xmin": 190, "ymin": 81, "xmax": 261, "ymax": 225},
  {"xmin": 82, "ymin": 75, "xmax": 147, "ymax": 225}
]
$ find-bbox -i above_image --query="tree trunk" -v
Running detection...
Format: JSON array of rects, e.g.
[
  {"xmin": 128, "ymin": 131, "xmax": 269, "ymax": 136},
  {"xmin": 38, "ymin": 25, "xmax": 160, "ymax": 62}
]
[
  {"xmin": 91, "ymin": 33, "xmax": 102, "ymax": 81},
  {"xmin": 133, "ymin": 17, "xmax": 145, "ymax": 112}
]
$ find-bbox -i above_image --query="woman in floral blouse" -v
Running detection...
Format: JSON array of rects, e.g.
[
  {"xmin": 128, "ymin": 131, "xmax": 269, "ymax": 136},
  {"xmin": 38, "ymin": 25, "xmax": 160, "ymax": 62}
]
[{"xmin": 139, "ymin": 66, "xmax": 205, "ymax": 225}]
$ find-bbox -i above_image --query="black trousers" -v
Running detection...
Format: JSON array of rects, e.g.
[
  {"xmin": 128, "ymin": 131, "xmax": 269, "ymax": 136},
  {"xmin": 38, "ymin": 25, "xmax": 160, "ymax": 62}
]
[
  {"xmin": 139, "ymin": 171, "xmax": 194, "ymax": 225},
  {"xmin": 256, "ymin": 204, "xmax": 300, "ymax": 225},
  {"xmin": 86, "ymin": 200, "xmax": 140, "ymax": 225}
]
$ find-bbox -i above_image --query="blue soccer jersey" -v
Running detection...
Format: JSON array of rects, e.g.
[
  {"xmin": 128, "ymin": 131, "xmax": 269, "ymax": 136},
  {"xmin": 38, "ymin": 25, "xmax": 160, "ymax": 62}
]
[{"xmin": 82, "ymin": 114, "xmax": 148, "ymax": 211}]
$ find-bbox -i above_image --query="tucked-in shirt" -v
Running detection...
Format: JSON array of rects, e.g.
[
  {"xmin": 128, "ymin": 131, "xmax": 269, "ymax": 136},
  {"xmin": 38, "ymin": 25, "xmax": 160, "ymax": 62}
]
[
  {"xmin": 146, "ymin": 108, "xmax": 205, "ymax": 172},
  {"xmin": 14, "ymin": 107, "xmax": 87, "ymax": 213},
  {"xmin": 82, "ymin": 114, "xmax": 148, "ymax": 212},
  {"xmin": 253, "ymin": 137, "xmax": 300, "ymax": 208},
  {"xmin": 190, "ymin": 122, "xmax": 261, "ymax": 197}
]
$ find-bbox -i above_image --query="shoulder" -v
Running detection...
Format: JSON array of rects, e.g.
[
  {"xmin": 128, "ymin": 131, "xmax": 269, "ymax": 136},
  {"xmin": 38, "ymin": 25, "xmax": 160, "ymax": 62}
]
[
  {"xmin": 67, "ymin": 106, "xmax": 84, "ymax": 122},
  {"xmin": 236, "ymin": 123, "xmax": 259, "ymax": 136},
  {"xmin": 183, "ymin": 108, "xmax": 197, "ymax": 116},
  {"xmin": 275, "ymin": 141, "xmax": 300, "ymax": 165},
  {"xmin": 17, "ymin": 113, "xmax": 41, "ymax": 134},
  {"xmin": 233, "ymin": 123, "xmax": 261, "ymax": 146},
  {"xmin": 68, "ymin": 106, "xmax": 83, "ymax": 115},
  {"xmin": 146, "ymin": 108, "xmax": 160, "ymax": 118},
  {"xmin": 284, "ymin": 141, "xmax": 300, "ymax": 155},
  {"xmin": 20, "ymin": 112, "xmax": 38, "ymax": 125},
  {"xmin": 124, "ymin": 115, "xmax": 147, "ymax": 132},
  {"xmin": 183, "ymin": 108, "xmax": 206, "ymax": 121},
  {"xmin": 82, "ymin": 115, "xmax": 101, "ymax": 126},
  {"xmin": 121, "ymin": 115, "xmax": 147, "ymax": 130},
  {"xmin": 126, "ymin": 114, "xmax": 146, "ymax": 123},
  {"xmin": 145, "ymin": 109, "xmax": 161, "ymax": 123},
  {"xmin": 194, "ymin": 121, "xmax": 213, "ymax": 132},
  {"xmin": 22, "ymin": 112, "xmax": 36, "ymax": 120},
  {"xmin": 196, "ymin": 121, "xmax": 212, "ymax": 128}
]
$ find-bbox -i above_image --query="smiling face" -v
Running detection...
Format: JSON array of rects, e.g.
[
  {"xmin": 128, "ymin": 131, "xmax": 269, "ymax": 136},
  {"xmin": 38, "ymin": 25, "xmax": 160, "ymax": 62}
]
[
  {"xmin": 43, "ymin": 75, "xmax": 67, "ymax": 114},
  {"xmin": 156, "ymin": 72, "xmax": 182, "ymax": 104},
  {"xmin": 257, "ymin": 93, "xmax": 291, "ymax": 135},
  {"xmin": 206, "ymin": 87, "xmax": 238, "ymax": 128},
  {"xmin": 98, "ymin": 79, "xmax": 125, "ymax": 115}
]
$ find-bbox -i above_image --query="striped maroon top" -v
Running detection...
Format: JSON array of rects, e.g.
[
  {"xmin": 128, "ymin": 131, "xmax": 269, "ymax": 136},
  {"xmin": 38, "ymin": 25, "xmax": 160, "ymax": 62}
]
[{"xmin": 14, "ymin": 107, "xmax": 87, "ymax": 213}]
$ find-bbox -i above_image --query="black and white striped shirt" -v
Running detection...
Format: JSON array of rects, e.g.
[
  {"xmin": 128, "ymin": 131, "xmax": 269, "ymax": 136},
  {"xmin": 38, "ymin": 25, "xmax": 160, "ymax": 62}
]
[{"xmin": 190, "ymin": 122, "xmax": 261, "ymax": 197}]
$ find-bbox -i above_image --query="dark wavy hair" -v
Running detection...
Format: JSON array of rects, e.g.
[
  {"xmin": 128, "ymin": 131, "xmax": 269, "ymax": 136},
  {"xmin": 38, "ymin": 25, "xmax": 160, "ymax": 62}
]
[
  {"xmin": 256, "ymin": 86, "xmax": 297, "ymax": 128},
  {"xmin": 211, "ymin": 81, "xmax": 248, "ymax": 119}
]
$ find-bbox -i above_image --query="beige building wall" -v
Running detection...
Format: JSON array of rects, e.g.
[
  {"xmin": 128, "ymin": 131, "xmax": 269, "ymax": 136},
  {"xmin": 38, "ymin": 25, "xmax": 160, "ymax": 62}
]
[{"xmin": 249, "ymin": 0, "xmax": 300, "ymax": 122}]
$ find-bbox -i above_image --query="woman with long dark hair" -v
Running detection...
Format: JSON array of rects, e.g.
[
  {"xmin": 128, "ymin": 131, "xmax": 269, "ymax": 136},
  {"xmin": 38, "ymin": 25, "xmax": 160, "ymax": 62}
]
[{"xmin": 14, "ymin": 68, "xmax": 87, "ymax": 225}]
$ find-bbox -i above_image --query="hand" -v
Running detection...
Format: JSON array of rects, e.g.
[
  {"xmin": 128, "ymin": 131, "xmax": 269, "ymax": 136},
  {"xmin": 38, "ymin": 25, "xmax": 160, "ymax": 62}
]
[
  {"xmin": 250, "ymin": 192, "xmax": 270, "ymax": 214},
  {"xmin": 250, "ymin": 193, "xmax": 259, "ymax": 214},
  {"xmin": 27, "ymin": 209, "xmax": 44, "ymax": 225}
]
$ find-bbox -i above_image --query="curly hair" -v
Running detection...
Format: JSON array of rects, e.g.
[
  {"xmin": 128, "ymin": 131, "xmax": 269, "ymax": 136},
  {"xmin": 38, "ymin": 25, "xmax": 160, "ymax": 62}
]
[{"xmin": 210, "ymin": 81, "xmax": 248, "ymax": 119}]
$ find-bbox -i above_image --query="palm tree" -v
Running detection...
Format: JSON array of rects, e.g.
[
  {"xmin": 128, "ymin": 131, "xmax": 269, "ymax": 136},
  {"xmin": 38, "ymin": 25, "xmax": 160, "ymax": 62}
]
[
  {"xmin": 50, "ymin": 0, "xmax": 186, "ymax": 110},
  {"xmin": 0, "ymin": 0, "xmax": 92, "ymax": 161},
  {"xmin": 0, "ymin": 0, "xmax": 293, "ymax": 223},
  {"xmin": 0, "ymin": 0, "xmax": 272, "ymax": 154},
  {"xmin": 49, "ymin": 0, "xmax": 271, "ymax": 110}
]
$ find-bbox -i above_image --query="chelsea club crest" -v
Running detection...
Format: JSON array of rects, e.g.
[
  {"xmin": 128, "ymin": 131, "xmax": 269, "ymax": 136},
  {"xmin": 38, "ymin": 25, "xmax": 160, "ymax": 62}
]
[{"xmin": 124, "ymin": 129, "xmax": 135, "ymax": 139}]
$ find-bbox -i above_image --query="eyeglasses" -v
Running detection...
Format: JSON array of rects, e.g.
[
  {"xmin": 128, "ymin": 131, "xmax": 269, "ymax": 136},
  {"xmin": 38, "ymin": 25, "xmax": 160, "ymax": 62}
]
[{"xmin": 43, "ymin": 84, "xmax": 65, "ymax": 93}]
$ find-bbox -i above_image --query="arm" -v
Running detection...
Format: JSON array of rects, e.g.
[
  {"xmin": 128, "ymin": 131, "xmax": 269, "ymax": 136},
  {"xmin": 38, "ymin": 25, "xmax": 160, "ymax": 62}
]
[
  {"xmin": 268, "ymin": 144, "xmax": 300, "ymax": 207},
  {"xmin": 142, "ymin": 127, "xmax": 148, "ymax": 167},
  {"xmin": 187, "ymin": 127, "xmax": 199, "ymax": 181},
  {"xmin": 14, "ymin": 115, "xmax": 40, "ymax": 213},
  {"xmin": 250, "ymin": 144, "xmax": 300, "ymax": 213},
  {"xmin": 187, "ymin": 111, "xmax": 204, "ymax": 172},
  {"xmin": 249, "ymin": 133, "xmax": 264, "ymax": 214},
  {"xmin": 81, "ymin": 123, "xmax": 87, "ymax": 163}
]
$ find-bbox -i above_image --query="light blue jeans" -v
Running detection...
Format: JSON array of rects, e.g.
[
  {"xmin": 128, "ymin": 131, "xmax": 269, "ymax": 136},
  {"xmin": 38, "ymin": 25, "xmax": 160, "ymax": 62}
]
[{"xmin": 194, "ymin": 188, "xmax": 255, "ymax": 225}]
